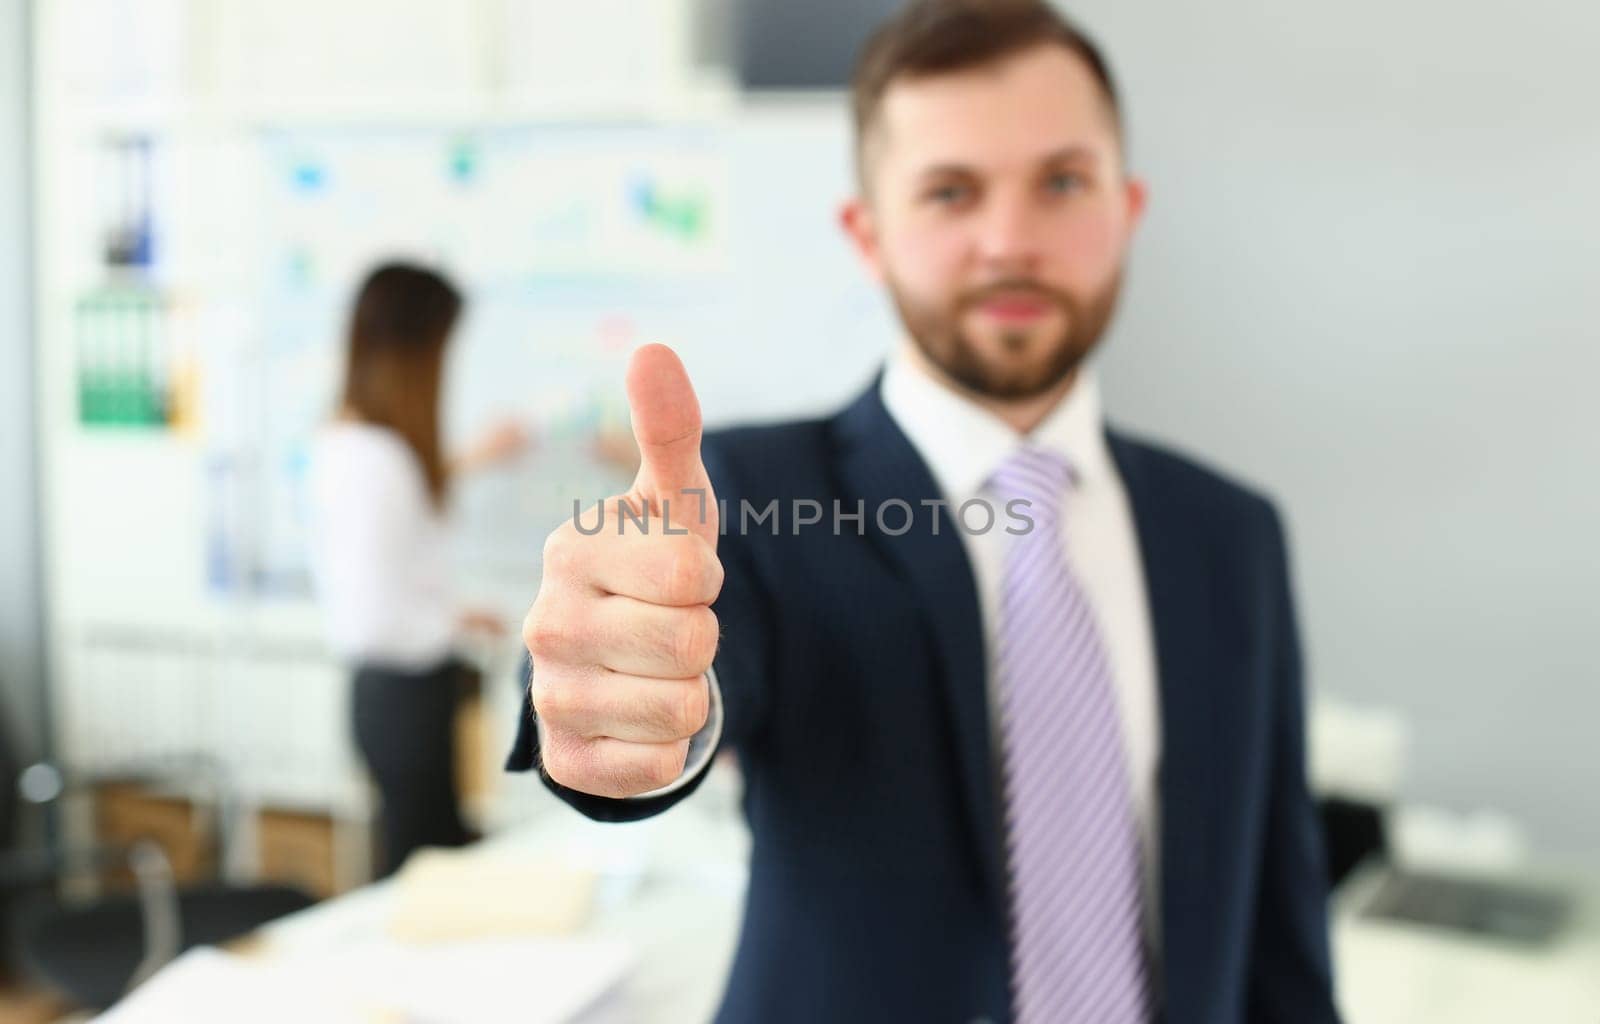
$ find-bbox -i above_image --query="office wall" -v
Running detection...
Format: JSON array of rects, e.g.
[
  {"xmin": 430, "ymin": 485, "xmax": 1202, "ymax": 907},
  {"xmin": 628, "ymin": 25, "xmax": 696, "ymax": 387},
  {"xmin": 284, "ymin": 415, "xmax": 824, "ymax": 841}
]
[
  {"xmin": 1066, "ymin": 0, "xmax": 1600, "ymax": 854},
  {"xmin": 24, "ymin": 0, "xmax": 1595, "ymax": 854},
  {"xmin": 0, "ymin": 0, "xmax": 45, "ymax": 763}
]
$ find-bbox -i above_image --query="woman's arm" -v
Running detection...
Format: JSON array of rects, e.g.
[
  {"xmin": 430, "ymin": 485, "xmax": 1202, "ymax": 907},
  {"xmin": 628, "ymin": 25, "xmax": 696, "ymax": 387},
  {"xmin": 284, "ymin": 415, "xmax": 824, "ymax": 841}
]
[{"xmin": 450, "ymin": 418, "xmax": 532, "ymax": 477}]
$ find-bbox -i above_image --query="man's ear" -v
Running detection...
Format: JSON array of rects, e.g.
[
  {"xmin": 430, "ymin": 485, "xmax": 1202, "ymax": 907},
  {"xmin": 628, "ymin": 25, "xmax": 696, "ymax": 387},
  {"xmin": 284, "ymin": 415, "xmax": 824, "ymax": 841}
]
[
  {"xmin": 1123, "ymin": 176, "xmax": 1149, "ymax": 236},
  {"xmin": 838, "ymin": 196, "xmax": 887, "ymax": 286}
]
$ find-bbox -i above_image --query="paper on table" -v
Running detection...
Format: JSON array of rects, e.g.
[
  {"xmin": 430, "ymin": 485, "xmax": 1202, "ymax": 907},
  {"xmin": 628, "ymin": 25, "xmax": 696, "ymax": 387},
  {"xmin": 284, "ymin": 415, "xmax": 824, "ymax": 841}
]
[
  {"xmin": 290, "ymin": 937, "xmax": 636, "ymax": 1023},
  {"xmin": 389, "ymin": 848, "xmax": 598, "ymax": 942},
  {"xmin": 92, "ymin": 948, "xmax": 377, "ymax": 1024},
  {"xmin": 96, "ymin": 937, "xmax": 635, "ymax": 1024}
]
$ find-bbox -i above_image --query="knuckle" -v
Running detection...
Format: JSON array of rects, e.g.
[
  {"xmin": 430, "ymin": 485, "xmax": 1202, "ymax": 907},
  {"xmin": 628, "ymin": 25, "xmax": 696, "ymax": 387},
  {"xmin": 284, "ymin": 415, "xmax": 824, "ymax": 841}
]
[
  {"xmin": 541, "ymin": 526, "xmax": 577, "ymax": 581},
  {"xmin": 660, "ymin": 535, "xmax": 721, "ymax": 606},
  {"xmin": 549, "ymin": 736, "xmax": 642, "ymax": 800},
  {"xmin": 520, "ymin": 601, "xmax": 547, "ymax": 654},
  {"xmin": 677, "ymin": 607, "xmax": 719, "ymax": 674},
  {"xmin": 642, "ymin": 745, "xmax": 688, "ymax": 791},
  {"xmin": 663, "ymin": 543, "xmax": 703, "ymax": 605},
  {"xmin": 615, "ymin": 691, "xmax": 663, "ymax": 740},
  {"xmin": 669, "ymin": 740, "xmax": 692, "ymax": 779},
  {"xmin": 529, "ymin": 674, "xmax": 583, "ymax": 727},
  {"xmin": 524, "ymin": 596, "xmax": 592, "ymax": 663},
  {"xmin": 522, "ymin": 603, "xmax": 567, "ymax": 659},
  {"xmin": 603, "ymin": 742, "xmax": 688, "ymax": 796},
  {"xmin": 703, "ymin": 542, "xmax": 726, "ymax": 602},
  {"xmin": 667, "ymin": 612, "xmax": 706, "ymax": 676},
  {"xmin": 677, "ymin": 677, "xmax": 710, "ymax": 736},
  {"xmin": 539, "ymin": 731, "xmax": 587, "ymax": 790},
  {"xmin": 630, "ymin": 680, "xmax": 703, "ymax": 740},
  {"xmin": 594, "ymin": 752, "xmax": 648, "ymax": 797}
]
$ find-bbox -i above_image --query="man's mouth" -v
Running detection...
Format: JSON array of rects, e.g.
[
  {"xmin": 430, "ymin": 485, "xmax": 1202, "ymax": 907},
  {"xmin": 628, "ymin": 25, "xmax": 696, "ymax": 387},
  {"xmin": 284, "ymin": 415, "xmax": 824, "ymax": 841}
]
[{"xmin": 973, "ymin": 292, "xmax": 1053, "ymax": 324}]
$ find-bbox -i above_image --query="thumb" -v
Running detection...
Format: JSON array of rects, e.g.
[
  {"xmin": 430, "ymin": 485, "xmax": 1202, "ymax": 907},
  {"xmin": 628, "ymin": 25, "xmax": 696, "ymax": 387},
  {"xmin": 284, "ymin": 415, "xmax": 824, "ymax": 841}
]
[{"xmin": 624, "ymin": 344, "xmax": 718, "ymax": 545}]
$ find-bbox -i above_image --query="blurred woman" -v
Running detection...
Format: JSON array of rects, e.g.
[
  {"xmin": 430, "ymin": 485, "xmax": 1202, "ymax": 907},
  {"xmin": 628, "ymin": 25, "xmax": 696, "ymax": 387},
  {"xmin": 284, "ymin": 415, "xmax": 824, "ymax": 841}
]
[{"xmin": 308, "ymin": 262, "xmax": 524, "ymax": 878}]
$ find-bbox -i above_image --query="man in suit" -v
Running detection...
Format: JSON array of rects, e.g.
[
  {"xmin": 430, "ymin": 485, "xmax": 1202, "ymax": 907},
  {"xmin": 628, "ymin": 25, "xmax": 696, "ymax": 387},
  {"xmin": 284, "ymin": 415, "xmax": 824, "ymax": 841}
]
[{"xmin": 508, "ymin": 1, "xmax": 1341, "ymax": 1021}]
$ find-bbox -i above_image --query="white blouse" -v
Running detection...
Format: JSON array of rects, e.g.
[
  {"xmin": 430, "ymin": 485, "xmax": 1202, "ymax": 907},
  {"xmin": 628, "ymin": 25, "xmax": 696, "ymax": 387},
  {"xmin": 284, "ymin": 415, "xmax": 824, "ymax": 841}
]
[{"xmin": 307, "ymin": 421, "xmax": 456, "ymax": 671}]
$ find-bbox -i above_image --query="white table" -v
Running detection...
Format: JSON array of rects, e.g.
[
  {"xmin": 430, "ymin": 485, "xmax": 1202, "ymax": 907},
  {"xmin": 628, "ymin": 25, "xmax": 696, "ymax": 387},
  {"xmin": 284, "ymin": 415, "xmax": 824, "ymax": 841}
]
[
  {"xmin": 251, "ymin": 781, "xmax": 1600, "ymax": 1024},
  {"xmin": 255, "ymin": 770, "xmax": 750, "ymax": 1023}
]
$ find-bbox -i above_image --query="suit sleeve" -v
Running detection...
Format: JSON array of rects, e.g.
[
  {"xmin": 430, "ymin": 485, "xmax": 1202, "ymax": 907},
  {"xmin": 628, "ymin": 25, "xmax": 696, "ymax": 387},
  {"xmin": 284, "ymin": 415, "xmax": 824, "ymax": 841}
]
[
  {"xmin": 503, "ymin": 442, "xmax": 776, "ymax": 823},
  {"xmin": 1247, "ymin": 503, "xmax": 1343, "ymax": 1023}
]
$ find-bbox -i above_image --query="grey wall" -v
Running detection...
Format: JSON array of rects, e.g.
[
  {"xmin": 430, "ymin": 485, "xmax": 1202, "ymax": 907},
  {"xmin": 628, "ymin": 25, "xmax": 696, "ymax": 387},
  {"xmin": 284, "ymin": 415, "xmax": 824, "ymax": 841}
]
[
  {"xmin": 0, "ymin": 0, "xmax": 45, "ymax": 764},
  {"xmin": 1064, "ymin": 0, "xmax": 1600, "ymax": 854}
]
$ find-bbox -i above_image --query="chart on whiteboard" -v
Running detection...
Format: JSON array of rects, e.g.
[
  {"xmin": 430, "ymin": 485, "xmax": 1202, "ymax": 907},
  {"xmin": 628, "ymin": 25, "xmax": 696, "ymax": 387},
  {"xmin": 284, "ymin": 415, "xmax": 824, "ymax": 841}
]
[{"xmin": 214, "ymin": 124, "xmax": 737, "ymax": 599}]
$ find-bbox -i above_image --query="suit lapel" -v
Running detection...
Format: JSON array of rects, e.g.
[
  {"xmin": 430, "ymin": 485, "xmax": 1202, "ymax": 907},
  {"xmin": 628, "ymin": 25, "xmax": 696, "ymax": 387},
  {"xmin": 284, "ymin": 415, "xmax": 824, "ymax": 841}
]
[
  {"xmin": 831, "ymin": 382, "xmax": 1007, "ymax": 909},
  {"xmin": 824, "ymin": 387, "xmax": 1227, "ymax": 991},
  {"xmin": 1107, "ymin": 429, "xmax": 1224, "ymax": 1016}
]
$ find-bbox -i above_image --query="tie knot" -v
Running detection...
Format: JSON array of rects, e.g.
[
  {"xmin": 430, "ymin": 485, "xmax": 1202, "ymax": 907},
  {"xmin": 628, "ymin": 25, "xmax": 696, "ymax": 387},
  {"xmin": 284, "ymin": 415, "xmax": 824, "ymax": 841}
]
[{"xmin": 989, "ymin": 446, "xmax": 1074, "ymax": 519}]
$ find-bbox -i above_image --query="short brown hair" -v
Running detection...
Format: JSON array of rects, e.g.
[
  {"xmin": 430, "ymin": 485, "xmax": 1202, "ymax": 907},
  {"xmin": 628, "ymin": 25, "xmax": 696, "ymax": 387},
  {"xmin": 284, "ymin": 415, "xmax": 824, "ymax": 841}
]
[{"xmin": 850, "ymin": 0, "xmax": 1122, "ymax": 182}]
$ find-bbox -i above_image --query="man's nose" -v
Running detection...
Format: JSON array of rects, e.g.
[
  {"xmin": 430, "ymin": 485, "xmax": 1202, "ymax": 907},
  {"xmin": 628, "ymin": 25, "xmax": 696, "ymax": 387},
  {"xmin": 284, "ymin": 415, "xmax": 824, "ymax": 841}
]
[{"xmin": 975, "ymin": 190, "xmax": 1044, "ymax": 273}]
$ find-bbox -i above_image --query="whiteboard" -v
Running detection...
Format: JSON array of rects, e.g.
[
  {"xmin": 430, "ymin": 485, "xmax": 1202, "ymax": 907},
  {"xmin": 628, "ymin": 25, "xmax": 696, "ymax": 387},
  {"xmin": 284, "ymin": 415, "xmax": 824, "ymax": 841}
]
[{"xmin": 44, "ymin": 99, "xmax": 897, "ymax": 809}]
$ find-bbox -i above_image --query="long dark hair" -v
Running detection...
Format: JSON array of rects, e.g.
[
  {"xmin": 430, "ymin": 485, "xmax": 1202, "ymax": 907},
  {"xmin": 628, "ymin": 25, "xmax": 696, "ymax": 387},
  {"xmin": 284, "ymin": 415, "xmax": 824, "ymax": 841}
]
[{"xmin": 338, "ymin": 262, "xmax": 462, "ymax": 506}]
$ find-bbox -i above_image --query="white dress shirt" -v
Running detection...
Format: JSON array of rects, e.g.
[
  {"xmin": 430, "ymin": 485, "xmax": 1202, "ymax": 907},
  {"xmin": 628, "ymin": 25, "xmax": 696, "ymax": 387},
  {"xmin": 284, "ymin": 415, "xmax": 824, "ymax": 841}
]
[
  {"xmin": 307, "ymin": 421, "xmax": 457, "ymax": 672},
  {"xmin": 880, "ymin": 351, "xmax": 1163, "ymax": 902}
]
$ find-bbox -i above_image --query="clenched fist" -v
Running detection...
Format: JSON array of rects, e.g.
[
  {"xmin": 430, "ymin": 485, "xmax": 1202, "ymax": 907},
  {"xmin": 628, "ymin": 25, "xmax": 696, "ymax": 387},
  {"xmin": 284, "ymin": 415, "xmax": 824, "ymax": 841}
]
[{"xmin": 523, "ymin": 345, "xmax": 723, "ymax": 798}]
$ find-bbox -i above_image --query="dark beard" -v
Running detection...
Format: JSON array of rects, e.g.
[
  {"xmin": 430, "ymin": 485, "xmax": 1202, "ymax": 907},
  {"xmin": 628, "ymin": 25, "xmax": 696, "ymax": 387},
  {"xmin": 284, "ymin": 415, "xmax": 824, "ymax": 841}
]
[{"xmin": 888, "ymin": 271, "xmax": 1124, "ymax": 401}]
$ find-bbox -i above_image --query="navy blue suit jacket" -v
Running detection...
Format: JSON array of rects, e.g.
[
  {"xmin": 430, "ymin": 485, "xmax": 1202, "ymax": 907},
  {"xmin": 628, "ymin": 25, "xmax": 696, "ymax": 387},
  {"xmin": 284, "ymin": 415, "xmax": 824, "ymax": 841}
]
[{"xmin": 508, "ymin": 379, "xmax": 1340, "ymax": 1023}]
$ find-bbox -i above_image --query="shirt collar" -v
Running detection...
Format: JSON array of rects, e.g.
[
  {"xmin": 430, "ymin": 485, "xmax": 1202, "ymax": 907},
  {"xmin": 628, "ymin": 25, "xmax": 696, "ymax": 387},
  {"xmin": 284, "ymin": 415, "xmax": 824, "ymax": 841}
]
[{"xmin": 880, "ymin": 345, "xmax": 1112, "ymax": 500}]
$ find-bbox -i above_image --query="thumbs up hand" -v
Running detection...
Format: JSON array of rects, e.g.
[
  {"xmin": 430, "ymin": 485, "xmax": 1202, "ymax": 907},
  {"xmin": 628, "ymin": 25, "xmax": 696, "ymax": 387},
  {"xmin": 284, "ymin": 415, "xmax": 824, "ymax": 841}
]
[{"xmin": 523, "ymin": 345, "xmax": 723, "ymax": 798}]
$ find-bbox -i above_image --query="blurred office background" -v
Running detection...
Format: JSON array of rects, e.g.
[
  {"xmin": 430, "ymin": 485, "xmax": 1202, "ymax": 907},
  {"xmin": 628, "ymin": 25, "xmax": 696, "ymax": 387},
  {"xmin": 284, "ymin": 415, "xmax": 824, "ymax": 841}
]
[{"xmin": 0, "ymin": 0, "xmax": 1595, "ymax": 1020}]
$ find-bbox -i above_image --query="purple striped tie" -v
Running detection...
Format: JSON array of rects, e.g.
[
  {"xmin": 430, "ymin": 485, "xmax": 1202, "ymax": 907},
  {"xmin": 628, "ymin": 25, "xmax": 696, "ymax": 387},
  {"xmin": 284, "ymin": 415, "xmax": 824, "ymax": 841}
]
[{"xmin": 992, "ymin": 445, "xmax": 1148, "ymax": 1023}]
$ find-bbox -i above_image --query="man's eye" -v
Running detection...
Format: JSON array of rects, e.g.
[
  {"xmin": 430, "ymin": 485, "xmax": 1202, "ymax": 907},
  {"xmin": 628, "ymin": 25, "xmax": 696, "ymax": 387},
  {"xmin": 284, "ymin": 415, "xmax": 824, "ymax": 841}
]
[
  {"xmin": 927, "ymin": 184, "xmax": 972, "ymax": 204},
  {"xmin": 1045, "ymin": 172, "xmax": 1087, "ymax": 194}
]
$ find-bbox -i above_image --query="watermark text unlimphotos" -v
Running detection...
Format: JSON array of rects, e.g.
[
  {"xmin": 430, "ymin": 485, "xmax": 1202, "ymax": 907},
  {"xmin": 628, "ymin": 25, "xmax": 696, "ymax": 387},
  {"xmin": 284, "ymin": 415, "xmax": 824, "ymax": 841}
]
[{"xmin": 572, "ymin": 489, "xmax": 1037, "ymax": 537}]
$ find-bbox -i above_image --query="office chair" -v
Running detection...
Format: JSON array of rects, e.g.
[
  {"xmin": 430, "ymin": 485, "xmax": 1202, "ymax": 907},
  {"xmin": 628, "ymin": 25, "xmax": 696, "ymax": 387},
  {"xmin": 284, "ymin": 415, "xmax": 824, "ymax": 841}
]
[{"xmin": 0, "ymin": 742, "xmax": 315, "ymax": 1011}]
